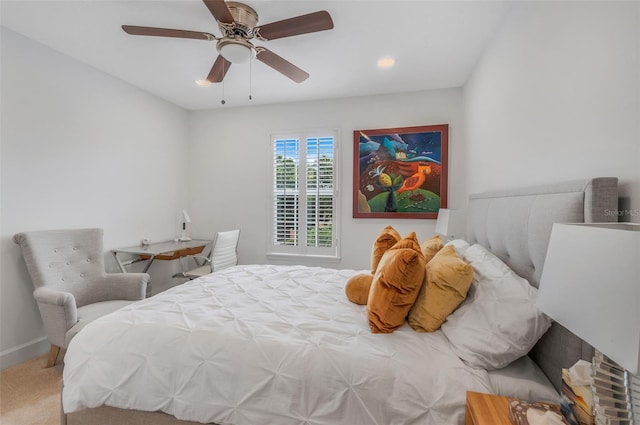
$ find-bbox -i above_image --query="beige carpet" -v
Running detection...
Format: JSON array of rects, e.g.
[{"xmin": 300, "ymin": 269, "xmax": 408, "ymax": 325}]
[{"xmin": 1, "ymin": 354, "xmax": 62, "ymax": 425}]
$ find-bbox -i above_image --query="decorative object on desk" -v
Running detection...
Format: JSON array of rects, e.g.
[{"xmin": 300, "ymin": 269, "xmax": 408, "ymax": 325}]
[
  {"xmin": 509, "ymin": 398, "xmax": 570, "ymax": 425},
  {"xmin": 177, "ymin": 209, "xmax": 192, "ymax": 242},
  {"xmin": 434, "ymin": 208, "xmax": 466, "ymax": 241},
  {"xmin": 353, "ymin": 124, "xmax": 448, "ymax": 219},
  {"xmin": 537, "ymin": 223, "xmax": 640, "ymax": 425}
]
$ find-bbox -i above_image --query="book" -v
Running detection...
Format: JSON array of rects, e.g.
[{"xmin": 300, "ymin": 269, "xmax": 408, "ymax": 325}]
[
  {"xmin": 508, "ymin": 398, "xmax": 570, "ymax": 425},
  {"xmin": 562, "ymin": 368, "xmax": 594, "ymax": 425}
]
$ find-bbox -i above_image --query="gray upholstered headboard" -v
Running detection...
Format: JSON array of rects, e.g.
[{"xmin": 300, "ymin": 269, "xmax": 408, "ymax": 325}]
[{"xmin": 466, "ymin": 177, "xmax": 618, "ymax": 392}]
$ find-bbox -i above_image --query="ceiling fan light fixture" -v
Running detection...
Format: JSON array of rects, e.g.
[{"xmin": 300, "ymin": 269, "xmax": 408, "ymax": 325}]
[{"xmin": 217, "ymin": 38, "xmax": 254, "ymax": 64}]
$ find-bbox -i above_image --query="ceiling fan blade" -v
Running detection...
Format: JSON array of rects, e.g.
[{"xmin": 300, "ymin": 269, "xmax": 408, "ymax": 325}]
[
  {"xmin": 207, "ymin": 55, "xmax": 232, "ymax": 83},
  {"xmin": 122, "ymin": 25, "xmax": 216, "ymax": 41},
  {"xmin": 202, "ymin": 0, "xmax": 235, "ymax": 24},
  {"xmin": 256, "ymin": 48, "xmax": 309, "ymax": 83},
  {"xmin": 255, "ymin": 11, "xmax": 334, "ymax": 41}
]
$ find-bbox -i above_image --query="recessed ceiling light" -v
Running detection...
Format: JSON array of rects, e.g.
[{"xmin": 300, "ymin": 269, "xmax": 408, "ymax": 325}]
[
  {"xmin": 194, "ymin": 79, "xmax": 212, "ymax": 87},
  {"xmin": 377, "ymin": 57, "xmax": 395, "ymax": 69}
]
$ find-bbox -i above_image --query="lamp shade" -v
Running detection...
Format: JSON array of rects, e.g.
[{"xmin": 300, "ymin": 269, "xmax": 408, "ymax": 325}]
[
  {"xmin": 537, "ymin": 223, "xmax": 640, "ymax": 375},
  {"xmin": 181, "ymin": 210, "xmax": 191, "ymax": 223},
  {"xmin": 434, "ymin": 209, "xmax": 466, "ymax": 239}
]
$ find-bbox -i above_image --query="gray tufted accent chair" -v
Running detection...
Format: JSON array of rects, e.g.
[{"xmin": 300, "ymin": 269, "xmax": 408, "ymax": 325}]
[{"xmin": 13, "ymin": 228, "xmax": 149, "ymax": 367}]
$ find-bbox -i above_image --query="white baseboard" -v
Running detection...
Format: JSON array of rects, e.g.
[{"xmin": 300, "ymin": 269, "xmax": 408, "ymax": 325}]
[{"xmin": 0, "ymin": 336, "xmax": 49, "ymax": 370}]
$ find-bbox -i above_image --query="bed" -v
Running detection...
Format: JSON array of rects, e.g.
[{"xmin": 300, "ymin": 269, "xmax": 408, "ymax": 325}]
[{"xmin": 62, "ymin": 177, "xmax": 618, "ymax": 425}]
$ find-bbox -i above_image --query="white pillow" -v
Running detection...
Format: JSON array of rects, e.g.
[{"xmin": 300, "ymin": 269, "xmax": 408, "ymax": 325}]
[
  {"xmin": 440, "ymin": 244, "xmax": 552, "ymax": 370},
  {"xmin": 487, "ymin": 355, "xmax": 561, "ymax": 403},
  {"xmin": 444, "ymin": 239, "xmax": 470, "ymax": 257}
]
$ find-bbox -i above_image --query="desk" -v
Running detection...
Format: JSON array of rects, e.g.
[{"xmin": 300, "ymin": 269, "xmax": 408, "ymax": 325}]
[{"xmin": 112, "ymin": 239, "xmax": 212, "ymax": 274}]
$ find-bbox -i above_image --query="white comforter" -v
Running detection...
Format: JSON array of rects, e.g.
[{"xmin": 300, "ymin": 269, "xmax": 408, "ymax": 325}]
[{"xmin": 63, "ymin": 264, "xmax": 493, "ymax": 425}]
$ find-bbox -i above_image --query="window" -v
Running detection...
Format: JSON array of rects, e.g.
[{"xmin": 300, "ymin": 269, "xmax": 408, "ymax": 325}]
[{"xmin": 270, "ymin": 130, "xmax": 339, "ymax": 258}]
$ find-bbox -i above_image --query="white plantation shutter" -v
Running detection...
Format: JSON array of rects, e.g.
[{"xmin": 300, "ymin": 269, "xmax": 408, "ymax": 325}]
[
  {"xmin": 306, "ymin": 137, "xmax": 334, "ymax": 249},
  {"xmin": 270, "ymin": 131, "xmax": 338, "ymax": 257},
  {"xmin": 273, "ymin": 139, "xmax": 300, "ymax": 247}
]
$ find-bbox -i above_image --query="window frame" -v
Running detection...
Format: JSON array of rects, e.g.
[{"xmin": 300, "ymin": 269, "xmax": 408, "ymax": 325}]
[{"xmin": 267, "ymin": 129, "xmax": 340, "ymax": 260}]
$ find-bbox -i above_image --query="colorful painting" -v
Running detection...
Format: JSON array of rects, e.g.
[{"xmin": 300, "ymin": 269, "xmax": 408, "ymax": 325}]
[{"xmin": 353, "ymin": 124, "xmax": 448, "ymax": 219}]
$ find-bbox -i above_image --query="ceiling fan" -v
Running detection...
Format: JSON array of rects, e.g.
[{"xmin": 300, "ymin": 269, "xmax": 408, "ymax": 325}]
[{"xmin": 122, "ymin": 0, "xmax": 334, "ymax": 84}]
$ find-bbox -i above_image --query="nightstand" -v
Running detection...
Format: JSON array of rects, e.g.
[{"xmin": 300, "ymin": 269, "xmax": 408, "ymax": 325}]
[{"xmin": 465, "ymin": 391, "xmax": 512, "ymax": 425}]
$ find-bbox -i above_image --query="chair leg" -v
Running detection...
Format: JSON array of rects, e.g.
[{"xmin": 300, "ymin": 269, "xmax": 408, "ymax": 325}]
[{"xmin": 46, "ymin": 344, "xmax": 60, "ymax": 368}]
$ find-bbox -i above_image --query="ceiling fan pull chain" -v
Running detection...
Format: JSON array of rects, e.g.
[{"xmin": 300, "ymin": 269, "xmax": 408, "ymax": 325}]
[
  {"xmin": 249, "ymin": 55, "xmax": 253, "ymax": 101},
  {"xmin": 221, "ymin": 60, "xmax": 226, "ymax": 105}
]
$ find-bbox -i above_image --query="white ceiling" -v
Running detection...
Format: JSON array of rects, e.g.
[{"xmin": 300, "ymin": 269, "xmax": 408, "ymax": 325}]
[{"xmin": 1, "ymin": 1, "xmax": 509, "ymax": 111}]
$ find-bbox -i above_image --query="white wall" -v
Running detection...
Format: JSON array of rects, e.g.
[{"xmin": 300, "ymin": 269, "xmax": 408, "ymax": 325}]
[
  {"xmin": 0, "ymin": 28, "xmax": 190, "ymax": 368},
  {"xmin": 464, "ymin": 1, "xmax": 640, "ymax": 221},
  {"xmin": 188, "ymin": 88, "xmax": 466, "ymax": 270}
]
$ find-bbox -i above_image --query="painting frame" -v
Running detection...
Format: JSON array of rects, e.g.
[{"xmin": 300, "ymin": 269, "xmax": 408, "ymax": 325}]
[{"xmin": 353, "ymin": 124, "xmax": 448, "ymax": 219}]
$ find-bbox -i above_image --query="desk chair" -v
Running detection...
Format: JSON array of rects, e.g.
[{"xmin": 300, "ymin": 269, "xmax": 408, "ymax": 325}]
[
  {"xmin": 13, "ymin": 228, "xmax": 149, "ymax": 367},
  {"xmin": 182, "ymin": 229, "xmax": 240, "ymax": 279}
]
